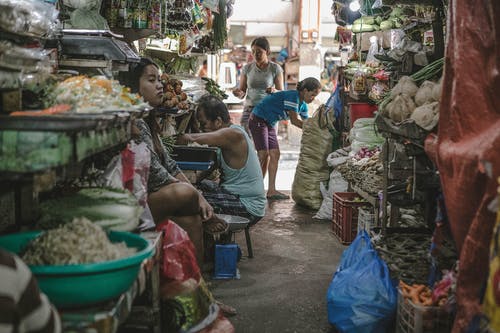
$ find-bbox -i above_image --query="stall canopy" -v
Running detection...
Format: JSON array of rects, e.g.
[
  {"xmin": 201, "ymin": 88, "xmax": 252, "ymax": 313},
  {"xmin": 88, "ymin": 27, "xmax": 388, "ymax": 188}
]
[{"xmin": 425, "ymin": 0, "xmax": 500, "ymax": 331}]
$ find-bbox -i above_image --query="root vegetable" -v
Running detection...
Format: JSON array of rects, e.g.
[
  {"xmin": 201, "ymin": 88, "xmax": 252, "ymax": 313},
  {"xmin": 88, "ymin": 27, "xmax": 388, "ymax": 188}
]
[{"xmin": 415, "ymin": 80, "xmax": 436, "ymax": 106}]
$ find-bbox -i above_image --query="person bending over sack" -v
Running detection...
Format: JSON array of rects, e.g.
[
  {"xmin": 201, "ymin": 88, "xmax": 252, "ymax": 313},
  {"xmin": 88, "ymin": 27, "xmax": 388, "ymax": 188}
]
[{"xmin": 249, "ymin": 77, "xmax": 321, "ymax": 201}]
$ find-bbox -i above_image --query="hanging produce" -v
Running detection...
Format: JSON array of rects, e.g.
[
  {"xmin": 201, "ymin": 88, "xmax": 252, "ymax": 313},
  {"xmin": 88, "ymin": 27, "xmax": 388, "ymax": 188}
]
[{"xmin": 212, "ymin": 0, "xmax": 227, "ymax": 49}]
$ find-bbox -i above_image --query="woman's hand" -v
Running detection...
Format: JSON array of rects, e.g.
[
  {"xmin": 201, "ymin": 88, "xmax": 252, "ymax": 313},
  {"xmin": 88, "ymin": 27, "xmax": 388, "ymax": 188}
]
[
  {"xmin": 265, "ymin": 86, "xmax": 276, "ymax": 94},
  {"xmin": 232, "ymin": 88, "xmax": 245, "ymax": 99},
  {"xmin": 198, "ymin": 194, "xmax": 214, "ymax": 221}
]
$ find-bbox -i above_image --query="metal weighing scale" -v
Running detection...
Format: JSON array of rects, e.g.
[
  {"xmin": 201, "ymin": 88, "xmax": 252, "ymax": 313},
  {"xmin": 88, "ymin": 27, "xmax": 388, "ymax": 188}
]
[{"xmin": 58, "ymin": 29, "xmax": 140, "ymax": 72}]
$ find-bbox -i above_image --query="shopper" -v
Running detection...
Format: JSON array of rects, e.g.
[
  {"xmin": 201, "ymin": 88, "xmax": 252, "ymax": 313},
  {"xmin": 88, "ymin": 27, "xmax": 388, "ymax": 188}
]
[
  {"xmin": 249, "ymin": 77, "xmax": 322, "ymax": 200},
  {"xmin": 0, "ymin": 249, "xmax": 61, "ymax": 333},
  {"xmin": 232, "ymin": 37, "xmax": 284, "ymax": 137},
  {"xmin": 197, "ymin": 59, "xmax": 208, "ymax": 78},
  {"xmin": 177, "ymin": 94, "xmax": 266, "ymax": 224},
  {"xmin": 119, "ymin": 58, "xmax": 227, "ymax": 264}
]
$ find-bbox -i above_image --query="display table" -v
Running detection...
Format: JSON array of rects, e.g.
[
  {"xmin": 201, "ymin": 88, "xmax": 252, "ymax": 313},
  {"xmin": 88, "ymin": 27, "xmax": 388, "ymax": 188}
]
[{"xmin": 60, "ymin": 231, "xmax": 163, "ymax": 333}]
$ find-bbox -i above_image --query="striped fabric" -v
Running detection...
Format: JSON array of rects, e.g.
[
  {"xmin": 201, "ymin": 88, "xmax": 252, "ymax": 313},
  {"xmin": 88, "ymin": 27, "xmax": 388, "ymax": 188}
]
[{"xmin": 0, "ymin": 249, "xmax": 61, "ymax": 333}]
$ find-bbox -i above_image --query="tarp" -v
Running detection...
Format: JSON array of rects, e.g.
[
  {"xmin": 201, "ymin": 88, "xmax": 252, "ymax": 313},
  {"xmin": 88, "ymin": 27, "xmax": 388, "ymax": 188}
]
[{"xmin": 424, "ymin": 1, "xmax": 500, "ymax": 331}]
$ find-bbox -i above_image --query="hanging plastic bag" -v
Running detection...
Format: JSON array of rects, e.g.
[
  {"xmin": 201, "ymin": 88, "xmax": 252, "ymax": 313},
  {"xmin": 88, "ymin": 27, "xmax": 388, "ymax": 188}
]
[
  {"xmin": 327, "ymin": 249, "xmax": 397, "ymax": 332},
  {"xmin": 157, "ymin": 220, "xmax": 202, "ymax": 299},
  {"xmin": 365, "ymin": 36, "xmax": 380, "ymax": 67}
]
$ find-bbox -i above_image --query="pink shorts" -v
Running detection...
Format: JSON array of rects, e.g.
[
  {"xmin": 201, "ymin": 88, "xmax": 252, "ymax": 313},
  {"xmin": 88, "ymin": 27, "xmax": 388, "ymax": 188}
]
[{"xmin": 248, "ymin": 114, "xmax": 279, "ymax": 151}]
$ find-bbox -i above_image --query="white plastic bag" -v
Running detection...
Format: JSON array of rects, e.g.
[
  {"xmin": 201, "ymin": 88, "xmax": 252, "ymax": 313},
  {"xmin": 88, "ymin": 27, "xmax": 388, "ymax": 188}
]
[{"xmin": 313, "ymin": 170, "xmax": 349, "ymax": 220}]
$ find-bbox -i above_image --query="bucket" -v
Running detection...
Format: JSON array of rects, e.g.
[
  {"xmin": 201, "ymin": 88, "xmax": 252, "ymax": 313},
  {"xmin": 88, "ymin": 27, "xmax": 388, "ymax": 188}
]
[{"xmin": 349, "ymin": 103, "xmax": 378, "ymax": 127}]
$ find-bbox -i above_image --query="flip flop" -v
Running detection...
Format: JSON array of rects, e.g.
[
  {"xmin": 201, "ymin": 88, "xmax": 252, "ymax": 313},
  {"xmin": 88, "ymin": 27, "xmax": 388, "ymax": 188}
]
[{"xmin": 266, "ymin": 193, "xmax": 290, "ymax": 201}]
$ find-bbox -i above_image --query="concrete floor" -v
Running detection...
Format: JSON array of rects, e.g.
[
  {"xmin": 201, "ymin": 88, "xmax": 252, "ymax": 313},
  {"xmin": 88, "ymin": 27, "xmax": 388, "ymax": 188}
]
[
  {"xmin": 209, "ymin": 133, "xmax": 346, "ymax": 332},
  {"xmin": 210, "ymin": 195, "xmax": 345, "ymax": 333}
]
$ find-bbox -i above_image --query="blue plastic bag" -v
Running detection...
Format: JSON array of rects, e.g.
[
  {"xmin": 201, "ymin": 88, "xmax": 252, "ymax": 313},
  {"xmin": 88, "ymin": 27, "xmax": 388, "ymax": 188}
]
[
  {"xmin": 337, "ymin": 230, "xmax": 373, "ymax": 272},
  {"xmin": 327, "ymin": 234, "xmax": 397, "ymax": 333}
]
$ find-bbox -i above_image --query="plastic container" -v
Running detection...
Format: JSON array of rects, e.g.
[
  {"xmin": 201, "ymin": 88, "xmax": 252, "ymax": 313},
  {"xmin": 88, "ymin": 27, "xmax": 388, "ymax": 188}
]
[
  {"xmin": 332, "ymin": 192, "xmax": 368, "ymax": 245},
  {"xmin": 176, "ymin": 161, "xmax": 214, "ymax": 171},
  {"xmin": 171, "ymin": 145, "xmax": 219, "ymax": 163},
  {"xmin": 213, "ymin": 244, "xmax": 239, "ymax": 279},
  {"xmin": 396, "ymin": 288, "xmax": 452, "ymax": 333},
  {"xmin": 357, "ymin": 207, "xmax": 376, "ymax": 233},
  {"xmin": 0, "ymin": 230, "xmax": 153, "ymax": 308},
  {"xmin": 349, "ymin": 103, "xmax": 378, "ymax": 127}
]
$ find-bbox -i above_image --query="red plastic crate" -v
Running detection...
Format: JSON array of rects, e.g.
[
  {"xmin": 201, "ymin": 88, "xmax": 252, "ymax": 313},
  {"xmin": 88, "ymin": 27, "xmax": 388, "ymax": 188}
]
[
  {"xmin": 349, "ymin": 103, "xmax": 378, "ymax": 127},
  {"xmin": 332, "ymin": 192, "xmax": 368, "ymax": 245}
]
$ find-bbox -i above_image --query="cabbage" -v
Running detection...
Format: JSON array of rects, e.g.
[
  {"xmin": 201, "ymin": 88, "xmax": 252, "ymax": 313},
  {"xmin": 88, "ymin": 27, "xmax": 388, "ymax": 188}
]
[
  {"xmin": 415, "ymin": 80, "xmax": 436, "ymax": 106},
  {"xmin": 391, "ymin": 76, "xmax": 418, "ymax": 98}
]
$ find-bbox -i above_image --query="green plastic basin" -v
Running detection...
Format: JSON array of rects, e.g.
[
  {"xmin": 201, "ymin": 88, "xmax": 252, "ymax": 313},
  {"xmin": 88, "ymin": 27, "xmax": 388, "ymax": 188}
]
[{"xmin": 0, "ymin": 230, "xmax": 154, "ymax": 308}]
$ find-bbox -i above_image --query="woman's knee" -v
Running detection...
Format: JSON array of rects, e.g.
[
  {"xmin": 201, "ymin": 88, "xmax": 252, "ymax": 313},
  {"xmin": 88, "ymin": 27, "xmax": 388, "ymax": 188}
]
[{"xmin": 269, "ymin": 149, "xmax": 280, "ymax": 160}]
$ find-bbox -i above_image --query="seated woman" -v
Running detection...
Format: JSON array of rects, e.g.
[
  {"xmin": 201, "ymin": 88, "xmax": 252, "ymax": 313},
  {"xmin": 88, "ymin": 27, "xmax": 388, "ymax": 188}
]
[{"xmin": 119, "ymin": 58, "xmax": 227, "ymax": 264}]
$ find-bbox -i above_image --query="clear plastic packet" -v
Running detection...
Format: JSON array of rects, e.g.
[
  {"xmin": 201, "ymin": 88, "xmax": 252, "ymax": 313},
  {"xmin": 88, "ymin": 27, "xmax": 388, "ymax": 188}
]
[
  {"xmin": 0, "ymin": 41, "xmax": 51, "ymax": 72},
  {"xmin": 0, "ymin": 0, "xmax": 59, "ymax": 37}
]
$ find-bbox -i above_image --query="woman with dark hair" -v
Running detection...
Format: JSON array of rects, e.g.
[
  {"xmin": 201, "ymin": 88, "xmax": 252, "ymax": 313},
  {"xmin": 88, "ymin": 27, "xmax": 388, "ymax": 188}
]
[
  {"xmin": 119, "ymin": 58, "xmax": 227, "ymax": 264},
  {"xmin": 232, "ymin": 37, "xmax": 284, "ymax": 137},
  {"xmin": 249, "ymin": 77, "xmax": 322, "ymax": 200}
]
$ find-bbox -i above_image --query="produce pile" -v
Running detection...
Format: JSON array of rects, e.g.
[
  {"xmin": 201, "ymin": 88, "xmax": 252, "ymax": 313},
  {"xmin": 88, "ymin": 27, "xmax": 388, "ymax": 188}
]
[
  {"xmin": 372, "ymin": 231, "xmax": 457, "ymax": 285},
  {"xmin": 37, "ymin": 188, "xmax": 143, "ymax": 231},
  {"xmin": 337, "ymin": 152, "xmax": 383, "ymax": 195},
  {"xmin": 22, "ymin": 218, "xmax": 136, "ymax": 265},
  {"xmin": 161, "ymin": 73, "xmax": 190, "ymax": 110},
  {"xmin": 48, "ymin": 76, "xmax": 148, "ymax": 113},
  {"xmin": 201, "ymin": 77, "xmax": 228, "ymax": 100},
  {"xmin": 378, "ymin": 59, "xmax": 444, "ymax": 130}
]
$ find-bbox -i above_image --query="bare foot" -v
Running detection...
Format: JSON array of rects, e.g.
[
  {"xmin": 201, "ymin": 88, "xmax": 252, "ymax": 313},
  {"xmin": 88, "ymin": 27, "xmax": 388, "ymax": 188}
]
[{"xmin": 203, "ymin": 215, "xmax": 228, "ymax": 235}]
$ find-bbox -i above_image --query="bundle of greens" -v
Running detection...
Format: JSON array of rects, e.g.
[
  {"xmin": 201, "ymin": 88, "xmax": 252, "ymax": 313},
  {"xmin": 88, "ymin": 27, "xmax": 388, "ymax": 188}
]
[{"xmin": 37, "ymin": 188, "xmax": 142, "ymax": 231}]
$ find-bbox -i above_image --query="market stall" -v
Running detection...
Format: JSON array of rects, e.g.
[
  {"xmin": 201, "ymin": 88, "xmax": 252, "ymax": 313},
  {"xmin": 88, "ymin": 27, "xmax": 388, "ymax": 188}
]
[
  {"xmin": 320, "ymin": 1, "xmax": 480, "ymax": 332},
  {"xmin": 0, "ymin": 0, "xmax": 235, "ymax": 332}
]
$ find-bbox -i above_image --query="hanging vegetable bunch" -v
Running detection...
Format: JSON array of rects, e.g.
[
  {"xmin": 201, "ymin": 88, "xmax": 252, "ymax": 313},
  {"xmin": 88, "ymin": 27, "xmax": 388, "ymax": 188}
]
[
  {"xmin": 161, "ymin": 73, "xmax": 190, "ymax": 110},
  {"xmin": 212, "ymin": 0, "xmax": 227, "ymax": 49}
]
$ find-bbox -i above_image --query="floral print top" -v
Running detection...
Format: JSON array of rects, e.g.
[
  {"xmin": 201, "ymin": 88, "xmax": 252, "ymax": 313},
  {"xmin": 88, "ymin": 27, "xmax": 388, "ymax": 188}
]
[{"xmin": 135, "ymin": 119, "xmax": 181, "ymax": 193}]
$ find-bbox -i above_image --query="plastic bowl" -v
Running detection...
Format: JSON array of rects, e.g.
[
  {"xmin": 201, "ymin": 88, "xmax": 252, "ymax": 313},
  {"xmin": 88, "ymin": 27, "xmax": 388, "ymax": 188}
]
[
  {"xmin": 0, "ymin": 230, "xmax": 153, "ymax": 308},
  {"xmin": 216, "ymin": 214, "xmax": 250, "ymax": 232}
]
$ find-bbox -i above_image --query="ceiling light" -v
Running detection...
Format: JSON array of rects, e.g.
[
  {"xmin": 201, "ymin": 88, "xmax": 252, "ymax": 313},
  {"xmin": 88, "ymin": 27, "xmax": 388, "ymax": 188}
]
[{"xmin": 349, "ymin": 0, "xmax": 360, "ymax": 12}]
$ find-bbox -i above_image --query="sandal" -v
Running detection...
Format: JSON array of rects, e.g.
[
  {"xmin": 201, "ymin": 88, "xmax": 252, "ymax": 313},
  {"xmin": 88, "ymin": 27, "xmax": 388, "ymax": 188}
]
[
  {"xmin": 266, "ymin": 193, "xmax": 290, "ymax": 201},
  {"xmin": 203, "ymin": 215, "xmax": 229, "ymax": 235}
]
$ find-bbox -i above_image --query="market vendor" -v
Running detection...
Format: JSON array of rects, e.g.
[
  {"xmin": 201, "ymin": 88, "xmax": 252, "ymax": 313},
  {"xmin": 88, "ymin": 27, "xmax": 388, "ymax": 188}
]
[
  {"xmin": 118, "ymin": 58, "xmax": 227, "ymax": 264},
  {"xmin": 177, "ymin": 94, "xmax": 266, "ymax": 225}
]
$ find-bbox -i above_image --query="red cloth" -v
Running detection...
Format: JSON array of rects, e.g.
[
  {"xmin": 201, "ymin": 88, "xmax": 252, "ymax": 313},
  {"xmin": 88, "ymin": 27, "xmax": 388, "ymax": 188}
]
[{"xmin": 425, "ymin": 1, "xmax": 500, "ymax": 331}]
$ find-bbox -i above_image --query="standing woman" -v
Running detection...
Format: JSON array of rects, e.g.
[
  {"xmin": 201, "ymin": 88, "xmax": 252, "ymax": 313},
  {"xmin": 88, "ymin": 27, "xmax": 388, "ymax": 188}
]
[
  {"xmin": 249, "ymin": 77, "xmax": 321, "ymax": 200},
  {"xmin": 233, "ymin": 37, "xmax": 284, "ymax": 136},
  {"xmin": 119, "ymin": 58, "xmax": 226, "ymax": 264}
]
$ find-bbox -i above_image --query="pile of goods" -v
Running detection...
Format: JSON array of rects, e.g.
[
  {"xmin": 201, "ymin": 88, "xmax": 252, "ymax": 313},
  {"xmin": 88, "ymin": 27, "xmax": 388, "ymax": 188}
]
[
  {"xmin": 161, "ymin": 73, "xmax": 190, "ymax": 110},
  {"xmin": 47, "ymin": 76, "xmax": 148, "ymax": 113},
  {"xmin": 337, "ymin": 151, "xmax": 383, "ymax": 195},
  {"xmin": 37, "ymin": 188, "xmax": 143, "ymax": 231},
  {"xmin": 372, "ymin": 231, "xmax": 457, "ymax": 284},
  {"xmin": 378, "ymin": 58, "xmax": 444, "ymax": 131},
  {"xmin": 0, "ymin": 0, "xmax": 57, "ymax": 89},
  {"xmin": 202, "ymin": 77, "xmax": 228, "ymax": 100},
  {"xmin": 22, "ymin": 218, "xmax": 136, "ymax": 265}
]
